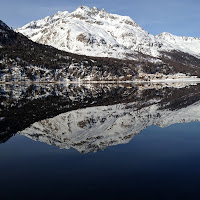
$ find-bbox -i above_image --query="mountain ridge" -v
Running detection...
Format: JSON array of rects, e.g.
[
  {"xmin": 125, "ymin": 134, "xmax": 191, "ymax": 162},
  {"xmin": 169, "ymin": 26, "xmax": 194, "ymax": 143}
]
[
  {"xmin": 17, "ymin": 6, "xmax": 200, "ymax": 60},
  {"xmin": 156, "ymin": 32, "xmax": 200, "ymax": 58}
]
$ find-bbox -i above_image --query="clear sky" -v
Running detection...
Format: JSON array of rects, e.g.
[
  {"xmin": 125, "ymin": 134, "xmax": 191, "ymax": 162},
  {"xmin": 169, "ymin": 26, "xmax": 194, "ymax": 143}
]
[{"xmin": 0, "ymin": 0, "xmax": 199, "ymax": 37}]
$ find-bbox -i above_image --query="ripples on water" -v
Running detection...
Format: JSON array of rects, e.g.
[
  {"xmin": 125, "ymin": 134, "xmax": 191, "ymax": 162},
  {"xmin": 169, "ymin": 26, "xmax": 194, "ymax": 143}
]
[{"xmin": 1, "ymin": 82, "xmax": 200, "ymax": 199}]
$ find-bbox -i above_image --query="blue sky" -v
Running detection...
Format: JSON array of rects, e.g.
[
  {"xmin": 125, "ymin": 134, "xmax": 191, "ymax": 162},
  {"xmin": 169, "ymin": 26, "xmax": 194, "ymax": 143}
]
[{"xmin": 0, "ymin": 0, "xmax": 199, "ymax": 37}]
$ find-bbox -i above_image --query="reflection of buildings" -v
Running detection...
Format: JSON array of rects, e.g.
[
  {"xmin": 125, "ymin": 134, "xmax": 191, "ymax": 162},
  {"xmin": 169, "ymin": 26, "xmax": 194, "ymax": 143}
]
[{"xmin": 1, "ymin": 83, "xmax": 200, "ymax": 153}]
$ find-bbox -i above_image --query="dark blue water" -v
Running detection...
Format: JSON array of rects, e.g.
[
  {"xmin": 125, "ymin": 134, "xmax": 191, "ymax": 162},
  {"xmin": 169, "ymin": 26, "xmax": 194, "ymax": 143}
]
[
  {"xmin": 1, "ymin": 83, "xmax": 200, "ymax": 200},
  {"xmin": 1, "ymin": 123, "xmax": 200, "ymax": 199}
]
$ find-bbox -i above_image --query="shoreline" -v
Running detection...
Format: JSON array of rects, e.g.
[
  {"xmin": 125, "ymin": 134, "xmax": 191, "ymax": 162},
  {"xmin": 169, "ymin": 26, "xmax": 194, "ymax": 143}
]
[{"xmin": 1, "ymin": 78, "xmax": 200, "ymax": 84}]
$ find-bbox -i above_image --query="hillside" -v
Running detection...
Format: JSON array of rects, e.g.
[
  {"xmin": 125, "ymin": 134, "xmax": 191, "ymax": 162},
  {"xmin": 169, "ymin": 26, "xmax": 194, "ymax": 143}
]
[
  {"xmin": 0, "ymin": 19, "xmax": 139, "ymax": 82},
  {"xmin": 1, "ymin": 18, "xmax": 200, "ymax": 82}
]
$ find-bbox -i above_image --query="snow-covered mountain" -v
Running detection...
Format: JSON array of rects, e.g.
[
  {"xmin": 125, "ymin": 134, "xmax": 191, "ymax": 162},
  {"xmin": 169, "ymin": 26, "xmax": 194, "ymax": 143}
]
[
  {"xmin": 16, "ymin": 6, "xmax": 200, "ymax": 60},
  {"xmin": 157, "ymin": 32, "xmax": 200, "ymax": 57},
  {"xmin": 2, "ymin": 10, "xmax": 200, "ymax": 83},
  {"xmin": 15, "ymin": 6, "xmax": 166, "ymax": 59}
]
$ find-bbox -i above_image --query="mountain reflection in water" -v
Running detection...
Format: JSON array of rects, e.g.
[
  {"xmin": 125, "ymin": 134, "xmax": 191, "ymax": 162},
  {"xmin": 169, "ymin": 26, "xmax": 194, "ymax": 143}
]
[{"xmin": 1, "ymin": 82, "xmax": 200, "ymax": 153}]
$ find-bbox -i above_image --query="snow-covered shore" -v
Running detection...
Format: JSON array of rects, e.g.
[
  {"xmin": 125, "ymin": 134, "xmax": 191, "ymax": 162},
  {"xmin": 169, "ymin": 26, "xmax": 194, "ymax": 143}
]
[{"xmin": 1, "ymin": 78, "xmax": 200, "ymax": 84}]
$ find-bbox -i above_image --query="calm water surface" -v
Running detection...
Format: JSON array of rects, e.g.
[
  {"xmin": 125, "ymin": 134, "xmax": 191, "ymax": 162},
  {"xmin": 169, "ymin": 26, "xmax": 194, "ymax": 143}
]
[{"xmin": 1, "ymin": 83, "xmax": 200, "ymax": 200}]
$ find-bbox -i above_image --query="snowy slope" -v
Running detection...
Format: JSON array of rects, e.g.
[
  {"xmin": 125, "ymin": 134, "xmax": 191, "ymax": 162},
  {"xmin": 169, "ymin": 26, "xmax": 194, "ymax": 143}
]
[
  {"xmin": 157, "ymin": 32, "xmax": 200, "ymax": 58},
  {"xmin": 16, "ymin": 6, "xmax": 173, "ymax": 60},
  {"xmin": 19, "ymin": 98, "xmax": 200, "ymax": 153}
]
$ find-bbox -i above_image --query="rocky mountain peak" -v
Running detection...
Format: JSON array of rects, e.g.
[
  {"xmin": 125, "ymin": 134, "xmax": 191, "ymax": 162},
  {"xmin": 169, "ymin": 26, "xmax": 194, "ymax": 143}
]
[
  {"xmin": 72, "ymin": 6, "xmax": 107, "ymax": 16},
  {"xmin": 157, "ymin": 32, "xmax": 175, "ymax": 40},
  {"xmin": 70, "ymin": 6, "xmax": 114, "ymax": 20},
  {"xmin": 72, "ymin": 5, "xmax": 91, "ymax": 15},
  {"xmin": 91, "ymin": 6, "xmax": 100, "ymax": 13}
]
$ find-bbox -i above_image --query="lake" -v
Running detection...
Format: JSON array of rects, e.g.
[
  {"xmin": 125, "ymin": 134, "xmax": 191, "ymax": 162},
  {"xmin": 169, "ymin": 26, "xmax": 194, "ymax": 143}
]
[{"xmin": 1, "ymin": 82, "xmax": 200, "ymax": 200}]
